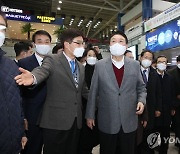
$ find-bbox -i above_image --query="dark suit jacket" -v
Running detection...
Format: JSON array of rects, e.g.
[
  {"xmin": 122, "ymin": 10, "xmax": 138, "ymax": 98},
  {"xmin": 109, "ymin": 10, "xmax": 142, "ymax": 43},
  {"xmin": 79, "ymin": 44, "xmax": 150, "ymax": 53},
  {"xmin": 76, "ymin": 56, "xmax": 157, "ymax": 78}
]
[
  {"xmin": 155, "ymin": 72, "xmax": 175, "ymax": 127},
  {"xmin": 18, "ymin": 54, "xmax": 47, "ymax": 125},
  {"xmin": 145, "ymin": 67, "xmax": 162, "ymax": 130},
  {"xmin": 168, "ymin": 67, "xmax": 180, "ymax": 124},
  {"xmin": 31, "ymin": 53, "xmax": 88, "ymax": 130}
]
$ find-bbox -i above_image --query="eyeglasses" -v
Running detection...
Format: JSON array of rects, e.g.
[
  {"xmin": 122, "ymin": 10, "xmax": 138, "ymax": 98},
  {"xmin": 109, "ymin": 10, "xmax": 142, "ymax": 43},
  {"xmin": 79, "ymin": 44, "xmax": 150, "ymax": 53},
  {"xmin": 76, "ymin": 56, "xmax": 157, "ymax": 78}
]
[{"xmin": 72, "ymin": 41, "xmax": 85, "ymax": 46}]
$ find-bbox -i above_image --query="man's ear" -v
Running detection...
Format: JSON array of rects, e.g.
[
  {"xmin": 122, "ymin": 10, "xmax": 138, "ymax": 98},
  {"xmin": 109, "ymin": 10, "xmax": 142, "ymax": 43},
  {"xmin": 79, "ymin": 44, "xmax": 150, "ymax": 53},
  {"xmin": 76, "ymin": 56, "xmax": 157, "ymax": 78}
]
[{"xmin": 64, "ymin": 41, "xmax": 69, "ymax": 50}]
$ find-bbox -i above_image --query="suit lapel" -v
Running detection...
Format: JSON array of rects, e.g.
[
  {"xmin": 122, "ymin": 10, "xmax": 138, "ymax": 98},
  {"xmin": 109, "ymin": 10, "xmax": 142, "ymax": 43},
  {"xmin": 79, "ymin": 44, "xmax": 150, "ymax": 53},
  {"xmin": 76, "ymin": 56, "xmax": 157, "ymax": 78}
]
[
  {"xmin": 105, "ymin": 57, "xmax": 119, "ymax": 90},
  {"xmin": 30, "ymin": 54, "xmax": 40, "ymax": 68},
  {"xmin": 77, "ymin": 60, "xmax": 83, "ymax": 90},
  {"xmin": 59, "ymin": 53, "xmax": 76, "ymax": 89},
  {"xmin": 119, "ymin": 57, "xmax": 130, "ymax": 92}
]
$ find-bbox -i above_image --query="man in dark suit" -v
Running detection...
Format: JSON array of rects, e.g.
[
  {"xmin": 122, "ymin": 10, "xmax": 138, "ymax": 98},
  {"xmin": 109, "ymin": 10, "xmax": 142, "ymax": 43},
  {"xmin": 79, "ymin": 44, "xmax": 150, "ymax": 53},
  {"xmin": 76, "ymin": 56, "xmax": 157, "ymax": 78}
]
[
  {"xmin": 14, "ymin": 41, "xmax": 33, "ymax": 64},
  {"xmin": 18, "ymin": 30, "xmax": 52, "ymax": 154},
  {"xmin": 86, "ymin": 31, "xmax": 146, "ymax": 154},
  {"xmin": 15, "ymin": 28, "xmax": 88, "ymax": 154},
  {"xmin": 168, "ymin": 55, "xmax": 180, "ymax": 152},
  {"xmin": 155, "ymin": 55, "xmax": 175, "ymax": 154},
  {"xmin": 139, "ymin": 50, "xmax": 161, "ymax": 154}
]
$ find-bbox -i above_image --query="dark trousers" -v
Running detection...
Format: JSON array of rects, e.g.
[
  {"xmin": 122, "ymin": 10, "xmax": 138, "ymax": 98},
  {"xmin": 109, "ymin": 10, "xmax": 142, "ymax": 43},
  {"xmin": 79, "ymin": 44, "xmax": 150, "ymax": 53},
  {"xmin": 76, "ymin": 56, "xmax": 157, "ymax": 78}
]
[
  {"xmin": 43, "ymin": 119, "xmax": 80, "ymax": 154},
  {"xmin": 78, "ymin": 120, "xmax": 99, "ymax": 154},
  {"xmin": 156, "ymin": 126, "xmax": 170, "ymax": 154},
  {"xmin": 99, "ymin": 127, "xmax": 136, "ymax": 154},
  {"xmin": 140, "ymin": 129, "xmax": 155, "ymax": 154},
  {"xmin": 21, "ymin": 124, "xmax": 43, "ymax": 154}
]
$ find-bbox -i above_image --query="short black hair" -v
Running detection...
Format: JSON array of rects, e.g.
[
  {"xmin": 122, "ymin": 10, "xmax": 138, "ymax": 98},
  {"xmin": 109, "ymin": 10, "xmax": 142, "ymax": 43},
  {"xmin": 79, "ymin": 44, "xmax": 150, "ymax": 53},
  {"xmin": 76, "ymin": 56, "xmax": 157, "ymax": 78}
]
[
  {"xmin": 140, "ymin": 49, "xmax": 155, "ymax": 60},
  {"xmin": 109, "ymin": 31, "xmax": 128, "ymax": 44},
  {"xmin": 60, "ymin": 28, "xmax": 84, "ymax": 48},
  {"xmin": 156, "ymin": 55, "xmax": 168, "ymax": 63},
  {"xmin": 83, "ymin": 47, "xmax": 99, "ymax": 58},
  {"xmin": 0, "ymin": 11, "xmax": 8, "ymax": 27},
  {"xmin": 32, "ymin": 30, "xmax": 51, "ymax": 43},
  {"xmin": 14, "ymin": 42, "xmax": 30, "ymax": 56},
  {"xmin": 177, "ymin": 55, "xmax": 180, "ymax": 62},
  {"xmin": 124, "ymin": 50, "xmax": 132, "ymax": 56},
  {"xmin": 52, "ymin": 44, "xmax": 63, "ymax": 54}
]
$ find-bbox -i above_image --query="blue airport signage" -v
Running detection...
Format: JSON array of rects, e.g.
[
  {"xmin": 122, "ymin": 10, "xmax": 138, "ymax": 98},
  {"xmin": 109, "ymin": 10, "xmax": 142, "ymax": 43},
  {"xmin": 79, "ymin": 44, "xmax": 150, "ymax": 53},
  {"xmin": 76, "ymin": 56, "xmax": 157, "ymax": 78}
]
[
  {"xmin": 5, "ymin": 13, "xmax": 63, "ymax": 25},
  {"xmin": 146, "ymin": 18, "xmax": 180, "ymax": 52}
]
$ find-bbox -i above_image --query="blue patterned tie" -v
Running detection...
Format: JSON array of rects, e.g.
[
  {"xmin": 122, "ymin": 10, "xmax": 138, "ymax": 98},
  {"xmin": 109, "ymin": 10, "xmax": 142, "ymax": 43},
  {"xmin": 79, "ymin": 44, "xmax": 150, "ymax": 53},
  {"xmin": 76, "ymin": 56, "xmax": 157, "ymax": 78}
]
[
  {"xmin": 142, "ymin": 70, "xmax": 147, "ymax": 85},
  {"xmin": 70, "ymin": 60, "xmax": 75, "ymax": 74}
]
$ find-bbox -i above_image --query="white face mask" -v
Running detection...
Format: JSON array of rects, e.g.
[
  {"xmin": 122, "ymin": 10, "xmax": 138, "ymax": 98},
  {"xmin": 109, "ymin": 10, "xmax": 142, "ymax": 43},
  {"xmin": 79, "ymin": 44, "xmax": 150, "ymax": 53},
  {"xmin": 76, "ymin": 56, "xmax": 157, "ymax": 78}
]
[
  {"xmin": 87, "ymin": 57, "xmax": 97, "ymax": 65},
  {"xmin": 73, "ymin": 47, "xmax": 84, "ymax": 57},
  {"xmin": 110, "ymin": 43, "xmax": 126, "ymax": 56},
  {"xmin": 177, "ymin": 63, "xmax": 180, "ymax": 69},
  {"xmin": 35, "ymin": 44, "xmax": 51, "ymax": 55},
  {"xmin": 157, "ymin": 63, "xmax": 167, "ymax": 71},
  {"xmin": 141, "ymin": 59, "xmax": 152, "ymax": 68},
  {"xmin": 0, "ymin": 32, "xmax": 5, "ymax": 47}
]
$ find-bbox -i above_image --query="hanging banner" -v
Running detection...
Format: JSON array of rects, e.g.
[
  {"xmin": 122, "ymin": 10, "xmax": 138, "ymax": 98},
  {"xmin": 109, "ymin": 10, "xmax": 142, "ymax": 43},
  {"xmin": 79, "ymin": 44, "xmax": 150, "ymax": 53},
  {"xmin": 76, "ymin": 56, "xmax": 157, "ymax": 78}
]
[{"xmin": 144, "ymin": 2, "xmax": 180, "ymax": 32}]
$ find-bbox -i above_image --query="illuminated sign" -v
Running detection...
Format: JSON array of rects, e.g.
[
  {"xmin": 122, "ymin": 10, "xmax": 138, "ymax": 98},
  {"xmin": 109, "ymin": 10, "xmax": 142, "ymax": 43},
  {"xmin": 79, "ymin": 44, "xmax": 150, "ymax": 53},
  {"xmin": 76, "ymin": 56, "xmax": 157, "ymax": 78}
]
[
  {"xmin": 1, "ymin": 6, "xmax": 23, "ymax": 14},
  {"xmin": 5, "ymin": 14, "xmax": 31, "ymax": 21},
  {"xmin": 36, "ymin": 16, "xmax": 55, "ymax": 23},
  {"xmin": 146, "ymin": 19, "xmax": 180, "ymax": 52}
]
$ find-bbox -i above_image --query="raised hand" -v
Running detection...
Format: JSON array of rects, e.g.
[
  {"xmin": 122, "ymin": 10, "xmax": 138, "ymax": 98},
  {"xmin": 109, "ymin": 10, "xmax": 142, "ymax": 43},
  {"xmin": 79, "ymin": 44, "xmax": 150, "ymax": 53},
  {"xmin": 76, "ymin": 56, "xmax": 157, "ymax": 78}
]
[{"xmin": 14, "ymin": 67, "xmax": 34, "ymax": 86}]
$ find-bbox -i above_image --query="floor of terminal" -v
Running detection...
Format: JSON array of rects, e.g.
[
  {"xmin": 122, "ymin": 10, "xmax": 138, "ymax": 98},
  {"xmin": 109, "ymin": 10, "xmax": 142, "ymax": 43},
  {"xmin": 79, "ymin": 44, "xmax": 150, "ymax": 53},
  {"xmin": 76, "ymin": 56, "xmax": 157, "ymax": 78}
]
[{"xmin": 92, "ymin": 144, "xmax": 179, "ymax": 154}]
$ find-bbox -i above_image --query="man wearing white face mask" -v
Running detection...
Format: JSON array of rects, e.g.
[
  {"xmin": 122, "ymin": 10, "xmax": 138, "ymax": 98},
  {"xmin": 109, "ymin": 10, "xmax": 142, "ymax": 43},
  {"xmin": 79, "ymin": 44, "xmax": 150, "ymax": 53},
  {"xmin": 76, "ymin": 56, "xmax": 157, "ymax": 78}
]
[
  {"xmin": 155, "ymin": 55, "xmax": 176, "ymax": 154},
  {"xmin": 86, "ymin": 31, "xmax": 146, "ymax": 154},
  {"xmin": 18, "ymin": 30, "xmax": 51, "ymax": 154},
  {"xmin": 139, "ymin": 50, "xmax": 162, "ymax": 154},
  {"xmin": 15, "ymin": 28, "xmax": 89, "ymax": 154}
]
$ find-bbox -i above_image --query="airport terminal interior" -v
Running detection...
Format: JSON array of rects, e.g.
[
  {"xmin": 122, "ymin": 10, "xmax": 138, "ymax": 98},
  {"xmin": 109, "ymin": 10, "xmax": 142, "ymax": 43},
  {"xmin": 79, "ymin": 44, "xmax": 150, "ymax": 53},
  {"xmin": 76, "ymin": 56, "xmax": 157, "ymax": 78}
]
[{"xmin": 0, "ymin": 0, "xmax": 180, "ymax": 154}]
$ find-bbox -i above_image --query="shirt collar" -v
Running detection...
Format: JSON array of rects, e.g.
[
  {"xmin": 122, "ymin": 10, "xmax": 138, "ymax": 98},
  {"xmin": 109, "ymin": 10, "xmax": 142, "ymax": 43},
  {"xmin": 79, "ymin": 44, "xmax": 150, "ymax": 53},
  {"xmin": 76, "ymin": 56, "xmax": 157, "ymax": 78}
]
[
  {"xmin": 35, "ymin": 52, "xmax": 43, "ymax": 66},
  {"xmin": 111, "ymin": 55, "xmax": 124, "ymax": 69},
  {"xmin": 141, "ymin": 66, "xmax": 149, "ymax": 73},
  {"xmin": 14, "ymin": 58, "xmax": 18, "ymax": 63}
]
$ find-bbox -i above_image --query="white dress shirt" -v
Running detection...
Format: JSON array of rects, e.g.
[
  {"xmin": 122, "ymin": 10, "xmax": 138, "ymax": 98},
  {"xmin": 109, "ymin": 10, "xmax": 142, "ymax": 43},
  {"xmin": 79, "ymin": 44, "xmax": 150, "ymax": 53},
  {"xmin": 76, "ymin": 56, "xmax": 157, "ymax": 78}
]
[
  {"xmin": 140, "ymin": 66, "xmax": 150, "ymax": 80},
  {"xmin": 35, "ymin": 52, "xmax": 43, "ymax": 66},
  {"xmin": 111, "ymin": 55, "xmax": 124, "ymax": 69}
]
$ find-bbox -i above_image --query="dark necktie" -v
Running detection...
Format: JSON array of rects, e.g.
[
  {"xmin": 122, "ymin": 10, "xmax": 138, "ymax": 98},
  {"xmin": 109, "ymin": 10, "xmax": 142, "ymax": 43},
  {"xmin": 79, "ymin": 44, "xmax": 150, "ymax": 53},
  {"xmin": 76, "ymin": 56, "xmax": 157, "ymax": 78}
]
[{"xmin": 142, "ymin": 70, "xmax": 148, "ymax": 85}]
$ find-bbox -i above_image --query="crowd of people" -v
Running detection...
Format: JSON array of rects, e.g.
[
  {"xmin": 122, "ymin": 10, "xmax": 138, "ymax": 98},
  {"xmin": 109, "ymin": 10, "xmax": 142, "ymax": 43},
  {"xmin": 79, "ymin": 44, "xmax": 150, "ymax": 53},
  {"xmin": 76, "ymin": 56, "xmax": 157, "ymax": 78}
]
[{"xmin": 0, "ymin": 11, "xmax": 180, "ymax": 154}]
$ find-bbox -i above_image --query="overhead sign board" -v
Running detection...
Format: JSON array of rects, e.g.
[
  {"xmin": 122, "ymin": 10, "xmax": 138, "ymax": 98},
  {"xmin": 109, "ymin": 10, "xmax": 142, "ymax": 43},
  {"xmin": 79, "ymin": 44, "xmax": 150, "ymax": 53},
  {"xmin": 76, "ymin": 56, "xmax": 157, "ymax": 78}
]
[
  {"xmin": 36, "ymin": 16, "xmax": 55, "ymax": 23},
  {"xmin": 1, "ymin": 6, "xmax": 23, "ymax": 14},
  {"xmin": 146, "ymin": 18, "xmax": 180, "ymax": 52},
  {"xmin": 144, "ymin": 2, "xmax": 180, "ymax": 32}
]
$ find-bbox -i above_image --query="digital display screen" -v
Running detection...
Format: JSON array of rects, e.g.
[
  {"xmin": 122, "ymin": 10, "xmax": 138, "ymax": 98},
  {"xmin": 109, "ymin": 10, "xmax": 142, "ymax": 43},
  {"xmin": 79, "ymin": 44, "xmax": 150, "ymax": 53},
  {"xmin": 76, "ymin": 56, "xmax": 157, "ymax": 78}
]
[{"xmin": 146, "ymin": 19, "xmax": 180, "ymax": 52}]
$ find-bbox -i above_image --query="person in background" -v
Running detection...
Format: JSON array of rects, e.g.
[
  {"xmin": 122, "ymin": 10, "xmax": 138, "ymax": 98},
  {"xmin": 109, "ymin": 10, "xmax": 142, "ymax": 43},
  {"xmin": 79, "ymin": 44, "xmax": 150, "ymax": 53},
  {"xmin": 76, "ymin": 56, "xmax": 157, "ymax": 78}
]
[
  {"xmin": 155, "ymin": 55, "xmax": 175, "ymax": 154},
  {"xmin": 0, "ymin": 10, "xmax": 27, "ymax": 154},
  {"xmin": 86, "ymin": 43, "xmax": 103, "ymax": 60},
  {"xmin": 168, "ymin": 55, "xmax": 180, "ymax": 152},
  {"xmin": 124, "ymin": 50, "xmax": 134, "ymax": 59},
  {"xmin": 78, "ymin": 47, "xmax": 99, "ymax": 154},
  {"xmin": 18, "ymin": 30, "xmax": 52, "ymax": 154},
  {"xmin": 86, "ymin": 31, "xmax": 146, "ymax": 154},
  {"xmin": 151, "ymin": 59, "xmax": 157, "ymax": 70},
  {"xmin": 139, "ymin": 50, "xmax": 161, "ymax": 154},
  {"xmin": 15, "ymin": 28, "xmax": 89, "ymax": 154},
  {"xmin": 52, "ymin": 43, "xmax": 63, "ymax": 54},
  {"xmin": 14, "ymin": 41, "xmax": 33, "ymax": 64}
]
